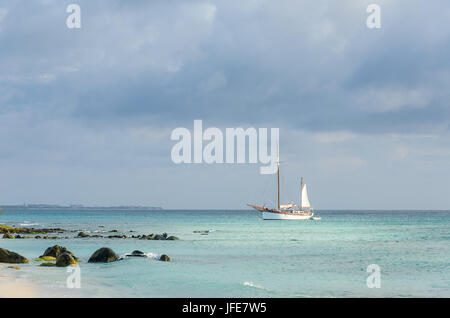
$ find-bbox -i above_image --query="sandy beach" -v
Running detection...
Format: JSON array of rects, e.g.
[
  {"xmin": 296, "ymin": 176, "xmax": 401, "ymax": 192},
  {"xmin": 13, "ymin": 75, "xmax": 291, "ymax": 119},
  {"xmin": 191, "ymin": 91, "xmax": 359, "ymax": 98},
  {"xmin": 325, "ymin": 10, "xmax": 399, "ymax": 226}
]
[{"xmin": 0, "ymin": 271, "xmax": 39, "ymax": 298}]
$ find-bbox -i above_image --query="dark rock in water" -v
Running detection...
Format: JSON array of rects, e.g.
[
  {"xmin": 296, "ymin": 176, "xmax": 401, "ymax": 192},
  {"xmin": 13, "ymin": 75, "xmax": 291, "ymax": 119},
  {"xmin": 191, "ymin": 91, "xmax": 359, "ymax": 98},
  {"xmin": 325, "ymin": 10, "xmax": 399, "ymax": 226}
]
[
  {"xmin": 40, "ymin": 262, "xmax": 56, "ymax": 267},
  {"xmin": 109, "ymin": 230, "xmax": 118, "ymax": 233},
  {"xmin": 77, "ymin": 232, "xmax": 89, "ymax": 238},
  {"xmin": 139, "ymin": 233, "xmax": 179, "ymax": 241},
  {"xmin": 126, "ymin": 250, "xmax": 146, "ymax": 257},
  {"xmin": 0, "ymin": 224, "xmax": 66, "ymax": 235},
  {"xmin": 0, "ymin": 248, "xmax": 29, "ymax": 264},
  {"xmin": 35, "ymin": 235, "xmax": 42, "ymax": 239},
  {"xmin": 15, "ymin": 234, "xmax": 23, "ymax": 239},
  {"xmin": 56, "ymin": 253, "xmax": 77, "ymax": 267},
  {"xmin": 194, "ymin": 230, "xmax": 211, "ymax": 234},
  {"xmin": 88, "ymin": 247, "xmax": 119, "ymax": 263},
  {"xmin": 2, "ymin": 233, "xmax": 13, "ymax": 239},
  {"xmin": 159, "ymin": 254, "xmax": 171, "ymax": 262},
  {"xmin": 41, "ymin": 245, "xmax": 79, "ymax": 261},
  {"xmin": 107, "ymin": 234, "xmax": 127, "ymax": 239}
]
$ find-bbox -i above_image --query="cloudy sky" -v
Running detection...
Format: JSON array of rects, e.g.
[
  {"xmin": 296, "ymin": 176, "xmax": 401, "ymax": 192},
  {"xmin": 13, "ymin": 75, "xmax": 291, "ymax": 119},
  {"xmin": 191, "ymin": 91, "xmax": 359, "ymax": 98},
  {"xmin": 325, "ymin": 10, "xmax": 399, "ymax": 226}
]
[{"xmin": 0, "ymin": 0, "xmax": 449, "ymax": 209}]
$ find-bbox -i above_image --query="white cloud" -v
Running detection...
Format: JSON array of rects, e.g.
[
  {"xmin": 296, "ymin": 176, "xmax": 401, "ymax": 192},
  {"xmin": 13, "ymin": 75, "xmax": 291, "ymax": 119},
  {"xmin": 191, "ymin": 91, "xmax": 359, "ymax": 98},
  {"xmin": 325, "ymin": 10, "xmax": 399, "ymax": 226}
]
[
  {"xmin": 314, "ymin": 156, "xmax": 367, "ymax": 171},
  {"xmin": 354, "ymin": 87, "xmax": 432, "ymax": 113},
  {"xmin": 313, "ymin": 131, "xmax": 357, "ymax": 143},
  {"xmin": 0, "ymin": 8, "xmax": 8, "ymax": 31},
  {"xmin": 199, "ymin": 71, "xmax": 227, "ymax": 92}
]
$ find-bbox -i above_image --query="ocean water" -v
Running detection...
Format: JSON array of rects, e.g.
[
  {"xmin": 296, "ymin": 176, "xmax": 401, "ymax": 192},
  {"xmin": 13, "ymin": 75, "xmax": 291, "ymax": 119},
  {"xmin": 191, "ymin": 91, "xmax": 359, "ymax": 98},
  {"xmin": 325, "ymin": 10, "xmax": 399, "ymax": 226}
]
[{"xmin": 0, "ymin": 209, "xmax": 449, "ymax": 298}]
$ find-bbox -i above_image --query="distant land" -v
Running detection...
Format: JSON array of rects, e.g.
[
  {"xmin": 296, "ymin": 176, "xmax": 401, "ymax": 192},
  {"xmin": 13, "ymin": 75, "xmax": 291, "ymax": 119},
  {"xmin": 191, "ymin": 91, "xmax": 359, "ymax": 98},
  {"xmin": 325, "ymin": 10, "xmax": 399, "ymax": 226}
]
[{"xmin": 0, "ymin": 204, "xmax": 163, "ymax": 210}]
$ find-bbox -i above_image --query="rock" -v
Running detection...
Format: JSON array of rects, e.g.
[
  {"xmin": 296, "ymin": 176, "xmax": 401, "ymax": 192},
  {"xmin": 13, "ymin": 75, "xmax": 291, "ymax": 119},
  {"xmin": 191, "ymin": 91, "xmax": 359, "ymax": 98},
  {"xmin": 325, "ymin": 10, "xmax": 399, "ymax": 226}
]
[
  {"xmin": 35, "ymin": 236, "xmax": 42, "ymax": 239},
  {"xmin": 56, "ymin": 253, "xmax": 77, "ymax": 267},
  {"xmin": 77, "ymin": 232, "xmax": 89, "ymax": 238},
  {"xmin": 34, "ymin": 256, "xmax": 57, "ymax": 262},
  {"xmin": 40, "ymin": 245, "xmax": 79, "ymax": 261},
  {"xmin": 88, "ymin": 248, "xmax": 119, "ymax": 263},
  {"xmin": 108, "ymin": 235, "xmax": 127, "ymax": 239},
  {"xmin": 40, "ymin": 262, "xmax": 56, "ymax": 267},
  {"xmin": 126, "ymin": 250, "xmax": 146, "ymax": 257},
  {"xmin": 194, "ymin": 230, "xmax": 210, "ymax": 234},
  {"xmin": 8, "ymin": 266, "xmax": 21, "ymax": 270},
  {"xmin": 0, "ymin": 224, "xmax": 66, "ymax": 235},
  {"xmin": 0, "ymin": 248, "xmax": 29, "ymax": 264},
  {"xmin": 138, "ymin": 233, "xmax": 179, "ymax": 240},
  {"xmin": 15, "ymin": 234, "xmax": 23, "ymax": 239},
  {"xmin": 109, "ymin": 230, "xmax": 118, "ymax": 233},
  {"xmin": 159, "ymin": 254, "xmax": 172, "ymax": 262},
  {"xmin": 2, "ymin": 233, "xmax": 13, "ymax": 239}
]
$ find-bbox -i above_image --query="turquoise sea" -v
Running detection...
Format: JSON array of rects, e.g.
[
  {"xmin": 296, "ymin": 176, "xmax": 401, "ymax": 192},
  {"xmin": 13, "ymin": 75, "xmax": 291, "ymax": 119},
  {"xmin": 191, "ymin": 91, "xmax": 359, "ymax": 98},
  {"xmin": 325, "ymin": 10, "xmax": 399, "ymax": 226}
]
[{"xmin": 0, "ymin": 209, "xmax": 449, "ymax": 297}]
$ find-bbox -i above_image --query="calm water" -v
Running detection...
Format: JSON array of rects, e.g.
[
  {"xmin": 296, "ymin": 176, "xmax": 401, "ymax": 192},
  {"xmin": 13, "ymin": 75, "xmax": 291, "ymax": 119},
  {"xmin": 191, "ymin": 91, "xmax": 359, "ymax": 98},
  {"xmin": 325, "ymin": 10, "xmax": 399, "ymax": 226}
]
[{"xmin": 0, "ymin": 209, "xmax": 449, "ymax": 297}]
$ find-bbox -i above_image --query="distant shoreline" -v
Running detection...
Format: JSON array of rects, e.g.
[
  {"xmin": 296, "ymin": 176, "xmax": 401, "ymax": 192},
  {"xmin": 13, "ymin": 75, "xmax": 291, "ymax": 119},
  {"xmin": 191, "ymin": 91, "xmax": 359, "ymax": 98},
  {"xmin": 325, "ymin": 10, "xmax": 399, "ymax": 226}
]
[
  {"xmin": 1, "ymin": 207, "xmax": 449, "ymax": 212},
  {"xmin": 0, "ymin": 205, "xmax": 163, "ymax": 211}
]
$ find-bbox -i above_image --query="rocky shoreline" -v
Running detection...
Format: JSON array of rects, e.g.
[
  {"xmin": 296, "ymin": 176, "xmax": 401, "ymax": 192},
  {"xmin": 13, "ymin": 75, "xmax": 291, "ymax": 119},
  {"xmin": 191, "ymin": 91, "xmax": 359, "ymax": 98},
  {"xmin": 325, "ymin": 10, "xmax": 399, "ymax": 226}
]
[
  {"xmin": 0, "ymin": 244, "xmax": 173, "ymax": 270},
  {"xmin": 1, "ymin": 224, "xmax": 177, "ymax": 269},
  {"xmin": 1, "ymin": 224, "xmax": 179, "ymax": 241}
]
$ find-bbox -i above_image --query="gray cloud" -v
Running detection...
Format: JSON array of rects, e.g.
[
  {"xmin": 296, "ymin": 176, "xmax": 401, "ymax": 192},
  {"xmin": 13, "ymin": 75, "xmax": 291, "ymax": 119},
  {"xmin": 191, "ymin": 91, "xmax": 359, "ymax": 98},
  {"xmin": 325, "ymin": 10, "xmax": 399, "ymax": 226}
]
[{"xmin": 0, "ymin": 0, "xmax": 449, "ymax": 208}]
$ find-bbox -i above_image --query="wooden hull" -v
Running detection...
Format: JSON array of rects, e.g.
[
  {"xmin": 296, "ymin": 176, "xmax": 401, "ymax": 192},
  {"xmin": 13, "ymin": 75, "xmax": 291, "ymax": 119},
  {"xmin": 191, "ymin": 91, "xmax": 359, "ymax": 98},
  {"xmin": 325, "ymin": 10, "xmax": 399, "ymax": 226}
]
[
  {"xmin": 248, "ymin": 204, "xmax": 313, "ymax": 220},
  {"xmin": 262, "ymin": 211, "xmax": 313, "ymax": 220}
]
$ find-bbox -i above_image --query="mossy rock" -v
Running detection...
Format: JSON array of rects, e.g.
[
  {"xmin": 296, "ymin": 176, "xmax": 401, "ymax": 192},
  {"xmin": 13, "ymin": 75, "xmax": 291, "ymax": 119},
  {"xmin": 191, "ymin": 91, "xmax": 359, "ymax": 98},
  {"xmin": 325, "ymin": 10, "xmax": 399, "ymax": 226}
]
[
  {"xmin": 40, "ymin": 262, "xmax": 56, "ymax": 267},
  {"xmin": 56, "ymin": 253, "xmax": 77, "ymax": 267},
  {"xmin": 40, "ymin": 245, "xmax": 79, "ymax": 260},
  {"xmin": 0, "ymin": 248, "xmax": 29, "ymax": 264},
  {"xmin": 159, "ymin": 254, "xmax": 172, "ymax": 262},
  {"xmin": 88, "ymin": 247, "xmax": 119, "ymax": 263},
  {"xmin": 8, "ymin": 266, "xmax": 21, "ymax": 270},
  {"xmin": 34, "ymin": 256, "xmax": 57, "ymax": 262}
]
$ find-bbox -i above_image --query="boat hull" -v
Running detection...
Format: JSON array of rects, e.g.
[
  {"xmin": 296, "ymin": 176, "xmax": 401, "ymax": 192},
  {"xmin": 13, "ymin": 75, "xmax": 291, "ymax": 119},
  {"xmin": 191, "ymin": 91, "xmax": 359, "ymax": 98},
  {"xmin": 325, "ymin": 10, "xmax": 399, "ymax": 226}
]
[{"xmin": 261, "ymin": 211, "xmax": 313, "ymax": 220}]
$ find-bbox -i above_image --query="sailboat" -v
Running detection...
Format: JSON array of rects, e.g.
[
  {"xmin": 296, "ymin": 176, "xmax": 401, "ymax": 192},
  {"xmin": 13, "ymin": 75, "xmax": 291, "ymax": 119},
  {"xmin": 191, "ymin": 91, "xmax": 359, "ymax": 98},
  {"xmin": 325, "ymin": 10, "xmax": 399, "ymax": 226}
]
[{"xmin": 248, "ymin": 150, "xmax": 314, "ymax": 220}]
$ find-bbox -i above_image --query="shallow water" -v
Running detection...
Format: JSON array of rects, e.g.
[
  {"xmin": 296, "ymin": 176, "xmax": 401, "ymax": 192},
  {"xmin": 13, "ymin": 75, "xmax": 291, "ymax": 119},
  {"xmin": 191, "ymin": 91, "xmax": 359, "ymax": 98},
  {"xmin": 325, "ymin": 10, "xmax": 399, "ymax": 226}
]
[{"xmin": 0, "ymin": 209, "xmax": 449, "ymax": 297}]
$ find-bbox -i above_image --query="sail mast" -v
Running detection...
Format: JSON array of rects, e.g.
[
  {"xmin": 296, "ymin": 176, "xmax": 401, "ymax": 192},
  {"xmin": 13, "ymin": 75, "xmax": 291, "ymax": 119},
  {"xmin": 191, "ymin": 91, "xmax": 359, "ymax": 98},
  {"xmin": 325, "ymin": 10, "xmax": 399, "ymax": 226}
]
[
  {"xmin": 300, "ymin": 177, "xmax": 303, "ymax": 211},
  {"xmin": 277, "ymin": 141, "xmax": 280, "ymax": 211}
]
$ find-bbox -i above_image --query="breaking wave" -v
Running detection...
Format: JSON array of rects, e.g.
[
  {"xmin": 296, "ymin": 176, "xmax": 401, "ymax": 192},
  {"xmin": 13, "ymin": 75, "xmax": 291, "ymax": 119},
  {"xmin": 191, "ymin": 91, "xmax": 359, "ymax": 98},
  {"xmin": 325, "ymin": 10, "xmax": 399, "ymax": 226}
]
[{"xmin": 243, "ymin": 281, "xmax": 266, "ymax": 290}]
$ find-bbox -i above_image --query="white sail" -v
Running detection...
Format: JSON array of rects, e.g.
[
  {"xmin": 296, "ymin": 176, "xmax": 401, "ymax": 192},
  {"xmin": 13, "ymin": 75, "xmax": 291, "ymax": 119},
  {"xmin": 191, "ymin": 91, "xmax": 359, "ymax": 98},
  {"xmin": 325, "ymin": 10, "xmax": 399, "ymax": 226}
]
[{"xmin": 301, "ymin": 184, "xmax": 311, "ymax": 208}]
